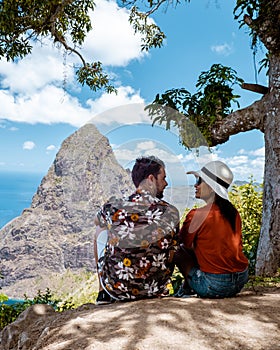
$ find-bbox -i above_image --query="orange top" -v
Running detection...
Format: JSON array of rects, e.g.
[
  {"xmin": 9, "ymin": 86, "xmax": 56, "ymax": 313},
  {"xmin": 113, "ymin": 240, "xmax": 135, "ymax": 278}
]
[{"xmin": 179, "ymin": 203, "xmax": 248, "ymax": 274}]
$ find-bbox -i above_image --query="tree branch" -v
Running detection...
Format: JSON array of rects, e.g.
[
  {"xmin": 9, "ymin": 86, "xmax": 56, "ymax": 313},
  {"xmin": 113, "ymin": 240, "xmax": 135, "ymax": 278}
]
[
  {"xmin": 145, "ymin": 0, "xmax": 167, "ymax": 16},
  {"xmin": 242, "ymin": 83, "xmax": 269, "ymax": 94},
  {"xmin": 52, "ymin": 28, "xmax": 86, "ymax": 66},
  {"xmin": 244, "ymin": 14, "xmax": 253, "ymax": 26},
  {"xmin": 210, "ymin": 98, "xmax": 266, "ymax": 146},
  {"xmin": 48, "ymin": 3, "xmax": 87, "ymax": 66}
]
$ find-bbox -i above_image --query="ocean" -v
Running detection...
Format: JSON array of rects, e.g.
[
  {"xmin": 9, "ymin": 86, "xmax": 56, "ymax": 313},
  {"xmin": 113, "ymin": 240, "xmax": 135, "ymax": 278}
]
[
  {"xmin": 1, "ymin": 298, "xmax": 24, "ymax": 306},
  {"xmin": 0, "ymin": 172, "xmax": 44, "ymax": 229},
  {"xmin": 0, "ymin": 171, "xmax": 198, "ymax": 229}
]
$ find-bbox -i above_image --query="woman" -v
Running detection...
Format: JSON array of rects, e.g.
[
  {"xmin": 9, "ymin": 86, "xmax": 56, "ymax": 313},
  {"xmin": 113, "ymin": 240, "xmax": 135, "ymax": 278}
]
[{"xmin": 174, "ymin": 160, "xmax": 248, "ymax": 298}]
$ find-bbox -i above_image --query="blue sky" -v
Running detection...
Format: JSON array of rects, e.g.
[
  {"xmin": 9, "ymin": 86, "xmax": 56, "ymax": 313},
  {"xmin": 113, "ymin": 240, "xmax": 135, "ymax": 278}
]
[{"xmin": 0, "ymin": 0, "xmax": 266, "ymax": 185}]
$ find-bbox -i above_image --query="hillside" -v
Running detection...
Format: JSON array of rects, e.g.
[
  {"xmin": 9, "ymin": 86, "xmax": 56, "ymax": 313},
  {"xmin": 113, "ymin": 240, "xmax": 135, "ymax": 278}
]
[{"xmin": 0, "ymin": 123, "xmax": 134, "ymax": 298}]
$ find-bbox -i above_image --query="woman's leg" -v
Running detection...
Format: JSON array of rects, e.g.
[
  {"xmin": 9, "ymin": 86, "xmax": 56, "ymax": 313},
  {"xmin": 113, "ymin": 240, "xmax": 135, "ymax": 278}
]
[
  {"xmin": 173, "ymin": 245, "xmax": 198, "ymax": 294},
  {"xmin": 174, "ymin": 245, "xmax": 197, "ymax": 279}
]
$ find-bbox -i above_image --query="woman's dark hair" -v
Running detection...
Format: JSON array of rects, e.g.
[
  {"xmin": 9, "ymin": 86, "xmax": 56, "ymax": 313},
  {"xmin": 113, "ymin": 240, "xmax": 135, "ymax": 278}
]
[
  {"xmin": 132, "ymin": 156, "xmax": 165, "ymax": 187},
  {"xmin": 214, "ymin": 195, "xmax": 238, "ymax": 231}
]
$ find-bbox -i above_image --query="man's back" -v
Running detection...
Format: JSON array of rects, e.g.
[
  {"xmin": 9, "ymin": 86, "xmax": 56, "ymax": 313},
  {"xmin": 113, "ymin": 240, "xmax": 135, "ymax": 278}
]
[{"xmin": 97, "ymin": 189, "xmax": 179, "ymax": 301}]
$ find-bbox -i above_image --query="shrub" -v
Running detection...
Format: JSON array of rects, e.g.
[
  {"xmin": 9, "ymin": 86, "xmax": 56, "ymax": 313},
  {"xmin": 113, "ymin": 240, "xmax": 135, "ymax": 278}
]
[
  {"xmin": 230, "ymin": 178, "xmax": 263, "ymax": 274},
  {"xmin": 0, "ymin": 270, "xmax": 101, "ymax": 330},
  {"xmin": 0, "ymin": 288, "xmax": 73, "ymax": 331}
]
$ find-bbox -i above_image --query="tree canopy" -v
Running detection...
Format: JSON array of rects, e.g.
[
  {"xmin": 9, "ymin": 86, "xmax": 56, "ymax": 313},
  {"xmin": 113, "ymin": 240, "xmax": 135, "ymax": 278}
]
[
  {"xmin": 147, "ymin": 64, "xmax": 245, "ymax": 148},
  {"xmin": 0, "ymin": 0, "xmax": 168, "ymax": 92}
]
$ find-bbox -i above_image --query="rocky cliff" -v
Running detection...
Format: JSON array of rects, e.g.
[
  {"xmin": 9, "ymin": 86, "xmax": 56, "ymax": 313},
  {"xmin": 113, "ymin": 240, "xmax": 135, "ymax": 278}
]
[{"xmin": 0, "ymin": 123, "xmax": 134, "ymax": 297}]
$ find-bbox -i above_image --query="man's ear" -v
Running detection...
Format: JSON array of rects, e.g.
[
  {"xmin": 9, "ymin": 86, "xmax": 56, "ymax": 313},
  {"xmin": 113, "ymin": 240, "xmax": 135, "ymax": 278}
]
[{"xmin": 147, "ymin": 174, "xmax": 155, "ymax": 183}]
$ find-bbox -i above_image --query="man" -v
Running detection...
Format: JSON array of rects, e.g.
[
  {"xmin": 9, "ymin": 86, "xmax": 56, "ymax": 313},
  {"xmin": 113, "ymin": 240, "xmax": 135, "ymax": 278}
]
[{"xmin": 94, "ymin": 156, "xmax": 180, "ymax": 304}]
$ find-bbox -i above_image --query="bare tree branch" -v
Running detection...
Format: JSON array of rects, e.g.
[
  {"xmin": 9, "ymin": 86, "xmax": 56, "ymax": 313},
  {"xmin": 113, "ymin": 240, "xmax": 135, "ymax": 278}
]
[
  {"xmin": 211, "ymin": 98, "xmax": 266, "ymax": 145},
  {"xmin": 242, "ymin": 83, "xmax": 269, "ymax": 95},
  {"xmin": 145, "ymin": 0, "xmax": 166, "ymax": 16},
  {"xmin": 48, "ymin": 1, "xmax": 87, "ymax": 66}
]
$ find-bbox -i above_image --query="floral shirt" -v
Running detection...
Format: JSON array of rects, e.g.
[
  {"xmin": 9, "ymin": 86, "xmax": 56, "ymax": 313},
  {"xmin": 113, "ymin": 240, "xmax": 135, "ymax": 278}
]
[{"xmin": 96, "ymin": 189, "xmax": 180, "ymax": 301}]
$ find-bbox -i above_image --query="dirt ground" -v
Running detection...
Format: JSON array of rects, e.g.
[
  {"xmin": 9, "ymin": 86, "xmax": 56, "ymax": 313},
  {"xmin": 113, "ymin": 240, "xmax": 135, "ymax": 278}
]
[{"xmin": 1, "ymin": 286, "xmax": 280, "ymax": 350}]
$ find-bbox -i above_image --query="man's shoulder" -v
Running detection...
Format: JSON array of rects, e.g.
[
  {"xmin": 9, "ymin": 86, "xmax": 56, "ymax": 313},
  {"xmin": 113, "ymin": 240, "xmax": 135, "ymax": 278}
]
[
  {"xmin": 102, "ymin": 195, "xmax": 129, "ymax": 208},
  {"xmin": 159, "ymin": 199, "xmax": 180, "ymax": 215}
]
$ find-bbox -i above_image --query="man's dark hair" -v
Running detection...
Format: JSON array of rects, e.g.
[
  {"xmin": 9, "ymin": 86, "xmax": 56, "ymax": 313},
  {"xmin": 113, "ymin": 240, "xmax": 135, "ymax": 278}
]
[{"xmin": 132, "ymin": 156, "xmax": 165, "ymax": 187}]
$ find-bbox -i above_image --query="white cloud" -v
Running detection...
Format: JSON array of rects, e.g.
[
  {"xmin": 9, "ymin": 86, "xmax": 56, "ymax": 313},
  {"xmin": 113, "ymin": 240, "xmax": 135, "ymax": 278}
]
[
  {"xmin": 114, "ymin": 141, "xmax": 189, "ymax": 187},
  {"xmin": 46, "ymin": 145, "xmax": 56, "ymax": 151},
  {"xmin": 172, "ymin": 146, "xmax": 264, "ymax": 183},
  {"xmin": 83, "ymin": 0, "xmax": 148, "ymax": 66},
  {"xmin": 0, "ymin": 0, "xmax": 147, "ymax": 96},
  {"xmin": 0, "ymin": 85, "xmax": 145, "ymax": 126},
  {"xmin": 231, "ymin": 147, "xmax": 264, "ymax": 181},
  {"xmin": 227, "ymin": 155, "xmax": 248, "ymax": 166},
  {"xmin": 114, "ymin": 140, "xmax": 184, "ymax": 165},
  {"xmin": 220, "ymin": 153, "xmax": 264, "ymax": 183},
  {"xmin": 0, "ymin": 86, "xmax": 92, "ymax": 126},
  {"xmin": 211, "ymin": 43, "xmax": 233, "ymax": 56},
  {"xmin": 23, "ymin": 141, "xmax": 36, "ymax": 150},
  {"xmin": 87, "ymin": 87, "xmax": 145, "ymax": 125},
  {"xmin": 238, "ymin": 147, "xmax": 265, "ymax": 158},
  {"xmin": 0, "ymin": 42, "xmax": 75, "ymax": 95},
  {"xmin": 0, "ymin": 0, "xmax": 150, "ymax": 126},
  {"xmin": 249, "ymin": 147, "xmax": 265, "ymax": 157},
  {"xmin": 136, "ymin": 141, "xmax": 157, "ymax": 151},
  {"xmin": 250, "ymin": 157, "xmax": 265, "ymax": 168},
  {"xmin": 112, "ymin": 136, "xmax": 265, "ymax": 184}
]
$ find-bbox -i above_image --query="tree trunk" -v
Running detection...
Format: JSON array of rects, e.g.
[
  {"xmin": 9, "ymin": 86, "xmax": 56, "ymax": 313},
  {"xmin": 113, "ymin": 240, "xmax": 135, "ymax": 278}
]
[{"xmin": 255, "ymin": 54, "xmax": 280, "ymax": 275}]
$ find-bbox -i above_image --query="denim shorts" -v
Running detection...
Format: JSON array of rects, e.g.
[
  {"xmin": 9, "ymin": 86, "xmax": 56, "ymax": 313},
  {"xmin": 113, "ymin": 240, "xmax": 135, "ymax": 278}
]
[{"xmin": 188, "ymin": 267, "xmax": 249, "ymax": 298}]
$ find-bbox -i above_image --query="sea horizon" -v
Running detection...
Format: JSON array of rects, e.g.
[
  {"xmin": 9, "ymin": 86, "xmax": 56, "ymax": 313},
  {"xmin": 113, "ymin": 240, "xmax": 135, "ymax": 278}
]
[
  {"xmin": 0, "ymin": 171, "xmax": 199, "ymax": 229},
  {"xmin": 0, "ymin": 171, "xmax": 44, "ymax": 229},
  {"xmin": 0, "ymin": 298, "xmax": 25, "ymax": 305}
]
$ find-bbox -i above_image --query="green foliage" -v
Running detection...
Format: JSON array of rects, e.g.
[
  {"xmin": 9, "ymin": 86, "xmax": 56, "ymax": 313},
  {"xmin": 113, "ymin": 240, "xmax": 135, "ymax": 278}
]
[
  {"xmin": 233, "ymin": 0, "xmax": 260, "ymax": 50},
  {"xmin": 76, "ymin": 62, "xmax": 116, "ymax": 94},
  {"xmin": 233, "ymin": 1, "xmax": 260, "ymax": 23},
  {"xmin": 0, "ymin": 303, "xmax": 24, "ymax": 330},
  {"xmin": 0, "ymin": 294, "xmax": 8, "ymax": 303},
  {"xmin": 21, "ymin": 288, "xmax": 67, "ymax": 310},
  {"xmin": 229, "ymin": 178, "xmax": 263, "ymax": 275},
  {"xmin": 0, "ymin": 288, "xmax": 72, "ymax": 330},
  {"xmin": 0, "ymin": 0, "xmax": 172, "ymax": 92},
  {"xmin": 196, "ymin": 64, "xmax": 243, "ymax": 115},
  {"xmin": 258, "ymin": 52, "xmax": 269, "ymax": 75},
  {"xmin": 147, "ymin": 64, "xmax": 244, "ymax": 148},
  {"xmin": 0, "ymin": 0, "xmax": 116, "ymax": 91},
  {"xmin": 129, "ymin": 6, "xmax": 166, "ymax": 51},
  {"xmin": 233, "ymin": 0, "xmax": 262, "ymax": 46},
  {"xmin": 0, "ymin": 0, "xmax": 94, "ymax": 60},
  {"xmin": 234, "ymin": 0, "xmax": 279, "ymax": 58},
  {"xmin": 170, "ymin": 267, "xmax": 184, "ymax": 295},
  {"xmin": 0, "ymin": 270, "xmax": 101, "ymax": 330},
  {"xmin": 246, "ymin": 270, "xmax": 280, "ymax": 288},
  {"xmin": 51, "ymin": 271, "xmax": 99, "ymax": 308}
]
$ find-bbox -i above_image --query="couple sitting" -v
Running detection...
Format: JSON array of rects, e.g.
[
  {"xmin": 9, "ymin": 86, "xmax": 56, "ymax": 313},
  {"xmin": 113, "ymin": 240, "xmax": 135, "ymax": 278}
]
[{"xmin": 94, "ymin": 156, "xmax": 248, "ymax": 304}]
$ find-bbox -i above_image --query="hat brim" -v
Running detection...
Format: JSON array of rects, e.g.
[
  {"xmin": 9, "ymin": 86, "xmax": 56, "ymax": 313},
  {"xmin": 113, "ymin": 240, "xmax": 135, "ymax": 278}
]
[{"xmin": 186, "ymin": 170, "xmax": 229, "ymax": 200}]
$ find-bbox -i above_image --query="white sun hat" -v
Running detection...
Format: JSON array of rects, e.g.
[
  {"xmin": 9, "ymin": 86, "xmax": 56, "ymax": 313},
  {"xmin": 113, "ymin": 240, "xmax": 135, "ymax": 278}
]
[{"xmin": 187, "ymin": 160, "xmax": 233, "ymax": 200}]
